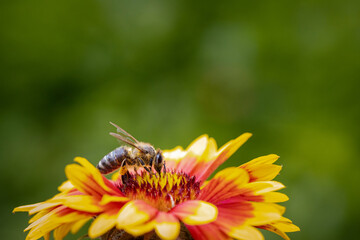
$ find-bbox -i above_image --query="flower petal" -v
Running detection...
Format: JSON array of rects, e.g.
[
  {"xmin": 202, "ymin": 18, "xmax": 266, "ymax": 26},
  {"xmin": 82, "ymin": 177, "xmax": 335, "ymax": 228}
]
[
  {"xmin": 194, "ymin": 193, "xmax": 284, "ymax": 239},
  {"xmin": 57, "ymin": 180, "xmax": 74, "ymax": 192},
  {"xmin": 186, "ymin": 224, "xmax": 230, "ymax": 240},
  {"xmin": 124, "ymin": 221, "xmax": 155, "ymax": 237},
  {"xmin": 154, "ymin": 212, "xmax": 180, "ymax": 240},
  {"xmin": 65, "ymin": 158, "xmax": 121, "ymax": 198},
  {"xmin": 272, "ymin": 218, "xmax": 300, "ymax": 232},
  {"xmin": 229, "ymin": 225, "xmax": 264, "ymax": 240},
  {"xmin": 172, "ymin": 135, "xmax": 212, "ymax": 175},
  {"xmin": 246, "ymin": 202, "xmax": 282, "ymax": 226},
  {"xmin": 117, "ymin": 200, "xmax": 157, "ymax": 228},
  {"xmin": 63, "ymin": 195, "xmax": 103, "ymax": 213},
  {"xmin": 199, "ymin": 167, "xmax": 250, "ymax": 203},
  {"xmin": 164, "ymin": 134, "xmax": 251, "ymax": 183},
  {"xmin": 259, "ymin": 225, "xmax": 291, "ymax": 240},
  {"xmin": 197, "ymin": 133, "xmax": 252, "ymax": 182},
  {"xmin": 100, "ymin": 195, "xmax": 129, "ymax": 205},
  {"xmin": 243, "ymin": 181, "xmax": 285, "ymax": 195},
  {"xmin": 65, "ymin": 164, "xmax": 104, "ymax": 197},
  {"xmin": 53, "ymin": 223, "xmax": 72, "ymax": 240},
  {"xmin": 13, "ymin": 203, "xmax": 42, "ymax": 213},
  {"xmin": 29, "ymin": 209, "xmax": 52, "ymax": 224},
  {"xmin": 171, "ymin": 200, "xmax": 217, "ymax": 225},
  {"xmin": 44, "ymin": 232, "xmax": 50, "ymax": 240},
  {"xmin": 70, "ymin": 217, "xmax": 92, "ymax": 234},
  {"xmin": 208, "ymin": 200, "xmax": 254, "ymax": 231},
  {"xmin": 29, "ymin": 202, "xmax": 61, "ymax": 215},
  {"xmin": 111, "ymin": 170, "xmax": 121, "ymax": 181},
  {"xmin": 242, "ymin": 154, "xmax": 279, "ymax": 166},
  {"xmin": 88, "ymin": 213, "xmax": 117, "ymax": 238},
  {"xmin": 261, "ymin": 192, "xmax": 289, "ymax": 202},
  {"xmin": 163, "ymin": 146, "xmax": 187, "ymax": 169},
  {"xmin": 56, "ymin": 195, "xmax": 103, "ymax": 213},
  {"xmin": 240, "ymin": 154, "xmax": 281, "ymax": 182},
  {"xmin": 257, "ymin": 217, "xmax": 300, "ymax": 240},
  {"xmin": 25, "ymin": 207, "xmax": 90, "ymax": 240},
  {"xmin": 74, "ymin": 157, "xmax": 108, "ymax": 189},
  {"xmin": 25, "ymin": 209, "xmax": 59, "ymax": 232},
  {"xmin": 74, "ymin": 157, "xmax": 120, "ymax": 194}
]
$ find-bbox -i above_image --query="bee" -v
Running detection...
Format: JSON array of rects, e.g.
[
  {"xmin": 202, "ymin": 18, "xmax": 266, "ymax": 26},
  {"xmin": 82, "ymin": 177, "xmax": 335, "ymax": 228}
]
[{"xmin": 96, "ymin": 122, "xmax": 166, "ymax": 178}]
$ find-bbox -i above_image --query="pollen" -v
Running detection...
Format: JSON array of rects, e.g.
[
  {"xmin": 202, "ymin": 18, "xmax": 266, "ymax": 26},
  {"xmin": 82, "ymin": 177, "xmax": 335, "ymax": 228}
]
[{"xmin": 119, "ymin": 171, "xmax": 201, "ymax": 211}]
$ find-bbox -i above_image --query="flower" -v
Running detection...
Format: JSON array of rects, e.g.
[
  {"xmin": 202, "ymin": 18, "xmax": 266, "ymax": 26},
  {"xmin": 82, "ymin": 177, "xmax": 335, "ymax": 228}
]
[{"xmin": 14, "ymin": 133, "xmax": 299, "ymax": 240}]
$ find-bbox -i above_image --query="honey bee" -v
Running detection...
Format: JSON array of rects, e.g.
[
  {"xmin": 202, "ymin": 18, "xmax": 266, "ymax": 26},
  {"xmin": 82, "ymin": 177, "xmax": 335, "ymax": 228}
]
[{"xmin": 96, "ymin": 122, "xmax": 166, "ymax": 178}]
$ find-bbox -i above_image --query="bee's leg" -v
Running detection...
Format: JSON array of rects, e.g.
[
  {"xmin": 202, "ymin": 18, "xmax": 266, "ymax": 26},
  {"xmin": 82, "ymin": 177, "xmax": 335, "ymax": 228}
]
[
  {"xmin": 121, "ymin": 171, "xmax": 130, "ymax": 185},
  {"xmin": 163, "ymin": 160, "xmax": 167, "ymax": 173},
  {"xmin": 149, "ymin": 158, "xmax": 154, "ymax": 172},
  {"xmin": 120, "ymin": 159, "xmax": 130, "ymax": 185},
  {"xmin": 119, "ymin": 159, "xmax": 128, "ymax": 176},
  {"xmin": 137, "ymin": 158, "xmax": 151, "ymax": 173}
]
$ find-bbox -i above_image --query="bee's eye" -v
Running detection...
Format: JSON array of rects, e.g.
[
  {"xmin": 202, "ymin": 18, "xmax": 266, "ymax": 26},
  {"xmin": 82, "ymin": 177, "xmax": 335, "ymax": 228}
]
[{"xmin": 156, "ymin": 153, "xmax": 163, "ymax": 164}]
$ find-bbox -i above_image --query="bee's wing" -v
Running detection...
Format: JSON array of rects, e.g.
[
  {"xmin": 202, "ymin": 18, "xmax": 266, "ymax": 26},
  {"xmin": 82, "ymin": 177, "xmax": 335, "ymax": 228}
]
[
  {"xmin": 109, "ymin": 132, "xmax": 142, "ymax": 151},
  {"xmin": 109, "ymin": 122, "xmax": 139, "ymax": 143}
]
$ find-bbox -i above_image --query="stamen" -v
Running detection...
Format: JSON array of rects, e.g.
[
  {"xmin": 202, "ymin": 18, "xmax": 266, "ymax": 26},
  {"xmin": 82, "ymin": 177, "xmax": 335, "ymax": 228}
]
[
  {"xmin": 119, "ymin": 171, "xmax": 201, "ymax": 211},
  {"xmin": 168, "ymin": 194, "xmax": 175, "ymax": 208}
]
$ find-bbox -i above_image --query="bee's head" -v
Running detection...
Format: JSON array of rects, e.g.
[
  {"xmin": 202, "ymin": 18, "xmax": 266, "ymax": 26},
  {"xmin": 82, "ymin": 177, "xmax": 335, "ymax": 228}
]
[{"xmin": 153, "ymin": 150, "xmax": 164, "ymax": 173}]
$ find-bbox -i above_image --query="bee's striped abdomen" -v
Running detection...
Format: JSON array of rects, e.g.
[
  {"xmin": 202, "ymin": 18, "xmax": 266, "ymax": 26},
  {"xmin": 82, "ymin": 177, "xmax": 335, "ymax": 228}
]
[{"xmin": 97, "ymin": 147, "xmax": 129, "ymax": 174}]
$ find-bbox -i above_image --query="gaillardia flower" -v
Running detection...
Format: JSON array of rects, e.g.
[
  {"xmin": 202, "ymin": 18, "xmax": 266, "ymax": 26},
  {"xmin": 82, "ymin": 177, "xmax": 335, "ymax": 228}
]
[{"xmin": 14, "ymin": 133, "xmax": 299, "ymax": 240}]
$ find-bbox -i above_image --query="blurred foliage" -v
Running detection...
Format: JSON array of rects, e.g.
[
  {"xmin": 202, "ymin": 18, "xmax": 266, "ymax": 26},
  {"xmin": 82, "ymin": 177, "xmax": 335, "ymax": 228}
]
[{"xmin": 1, "ymin": 0, "xmax": 359, "ymax": 239}]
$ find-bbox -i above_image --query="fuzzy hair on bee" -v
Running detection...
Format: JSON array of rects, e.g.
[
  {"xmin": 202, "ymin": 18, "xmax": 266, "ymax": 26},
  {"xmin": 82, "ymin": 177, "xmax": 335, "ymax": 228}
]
[{"xmin": 96, "ymin": 122, "xmax": 166, "ymax": 179}]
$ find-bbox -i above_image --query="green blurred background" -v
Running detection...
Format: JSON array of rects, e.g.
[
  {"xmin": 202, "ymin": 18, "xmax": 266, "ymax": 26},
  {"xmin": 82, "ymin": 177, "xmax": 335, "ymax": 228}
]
[{"xmin": 1, "ymin": 0, "xmax": 359, "ymax": 239}]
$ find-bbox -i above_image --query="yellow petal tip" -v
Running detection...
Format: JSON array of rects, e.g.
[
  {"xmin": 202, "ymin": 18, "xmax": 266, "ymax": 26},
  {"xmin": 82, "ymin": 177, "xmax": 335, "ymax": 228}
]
[{"xmin": 181, "ymin": 201, "xmax": 218, "ymax": 225}]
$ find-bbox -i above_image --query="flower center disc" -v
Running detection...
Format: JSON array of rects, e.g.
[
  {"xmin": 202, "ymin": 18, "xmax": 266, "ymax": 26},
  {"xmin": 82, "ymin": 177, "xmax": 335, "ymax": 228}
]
[{"xmin": 120, "ymin": 171, "xmax": 201, "ymax": 211}]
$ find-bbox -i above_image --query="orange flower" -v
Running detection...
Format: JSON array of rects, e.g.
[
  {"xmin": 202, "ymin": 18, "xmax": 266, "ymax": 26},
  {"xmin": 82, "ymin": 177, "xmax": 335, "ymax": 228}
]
[{"xmin": 14, "ymin": 133, "xmax": 299, "ymax": 240}]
